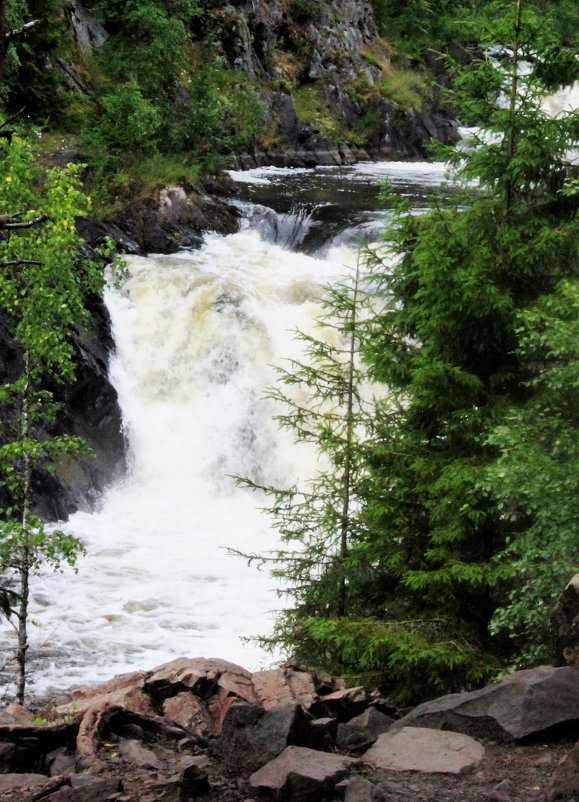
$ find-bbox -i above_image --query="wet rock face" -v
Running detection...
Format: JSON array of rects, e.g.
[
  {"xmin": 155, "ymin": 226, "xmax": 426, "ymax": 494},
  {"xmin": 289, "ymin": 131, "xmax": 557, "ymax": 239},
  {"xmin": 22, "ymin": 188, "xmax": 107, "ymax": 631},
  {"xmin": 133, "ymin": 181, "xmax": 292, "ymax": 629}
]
[{"xmin": 0, "ymin": 295, "xmax": 124, "ymax": 523}]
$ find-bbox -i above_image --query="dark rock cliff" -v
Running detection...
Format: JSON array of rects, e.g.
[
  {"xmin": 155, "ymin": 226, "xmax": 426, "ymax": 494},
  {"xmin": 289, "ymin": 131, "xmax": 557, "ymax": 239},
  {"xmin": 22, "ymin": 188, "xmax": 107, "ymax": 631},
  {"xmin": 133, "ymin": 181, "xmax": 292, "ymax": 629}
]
[
  {"xmin": 199, "ymin": 0, "xmax": 458, "ymax": 168},
  {"xmin": 0, "ymin": 296, "xmax": 125, "ymax": 523}
]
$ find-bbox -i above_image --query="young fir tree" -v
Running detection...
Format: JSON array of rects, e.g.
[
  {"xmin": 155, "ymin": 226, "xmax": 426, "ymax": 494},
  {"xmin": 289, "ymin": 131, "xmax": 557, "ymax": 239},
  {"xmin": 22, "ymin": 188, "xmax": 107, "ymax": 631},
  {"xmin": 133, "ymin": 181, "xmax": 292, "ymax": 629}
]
[
  {"xmin": 271, "ymin": 0, "xmax": 577, "ymax": 704},
  {"xmin": 0, "ymin": 134, "xmax": 104, "ymax": 702},
  {"xmin": 235, "ymin": 258, "xmax": 379, "ymax": 650}
]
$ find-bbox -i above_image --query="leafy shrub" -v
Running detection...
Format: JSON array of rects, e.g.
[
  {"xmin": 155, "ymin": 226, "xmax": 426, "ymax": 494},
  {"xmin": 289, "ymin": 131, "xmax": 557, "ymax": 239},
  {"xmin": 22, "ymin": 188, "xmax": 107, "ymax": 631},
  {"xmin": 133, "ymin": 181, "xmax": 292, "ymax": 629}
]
[
  {"xmin": 92, "ymin": 82, "xmax": 161, "ymax": 154},
  {"xmin": 169, "ymin": 58, "xmax": 265, "ymax": 156}
]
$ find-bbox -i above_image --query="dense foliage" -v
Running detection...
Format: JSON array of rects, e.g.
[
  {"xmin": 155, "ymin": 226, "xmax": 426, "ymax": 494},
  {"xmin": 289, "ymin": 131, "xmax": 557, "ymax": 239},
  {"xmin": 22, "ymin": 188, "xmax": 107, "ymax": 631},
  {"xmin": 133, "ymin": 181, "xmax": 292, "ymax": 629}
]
[
  {"xmin": 254, "ymin": 0, "xmax": 578, "ymax": 704},
  {"xmin": 1, "ymin": 0, "xmax": 265, "ymax": 205}
]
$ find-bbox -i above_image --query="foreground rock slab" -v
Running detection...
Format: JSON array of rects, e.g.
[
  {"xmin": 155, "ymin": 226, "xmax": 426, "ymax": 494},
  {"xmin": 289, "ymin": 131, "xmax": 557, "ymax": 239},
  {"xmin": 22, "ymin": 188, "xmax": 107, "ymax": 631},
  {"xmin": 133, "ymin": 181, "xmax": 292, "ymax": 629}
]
[
  {"xmin": 249, "ymin": 745, "xmax": 358, "ymax": 801},
  {"xmin": 364, "ymin": 726, "xmax": 485, "ymax": 775},
  {"xmin": 393, "ymin": 665, "xmax": 579, "ymax": 740}
]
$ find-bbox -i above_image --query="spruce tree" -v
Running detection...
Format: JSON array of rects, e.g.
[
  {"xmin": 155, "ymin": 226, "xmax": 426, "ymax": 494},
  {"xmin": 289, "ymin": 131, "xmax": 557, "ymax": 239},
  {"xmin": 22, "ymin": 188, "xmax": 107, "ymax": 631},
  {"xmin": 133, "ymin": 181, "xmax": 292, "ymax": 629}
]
[
  {"xmin": 359, "ymin": 0, "xmax": 578, "ymax": 694},
  {"xmin": 235, "ymin": 258, "xmax": 378, "ymax": 651}
]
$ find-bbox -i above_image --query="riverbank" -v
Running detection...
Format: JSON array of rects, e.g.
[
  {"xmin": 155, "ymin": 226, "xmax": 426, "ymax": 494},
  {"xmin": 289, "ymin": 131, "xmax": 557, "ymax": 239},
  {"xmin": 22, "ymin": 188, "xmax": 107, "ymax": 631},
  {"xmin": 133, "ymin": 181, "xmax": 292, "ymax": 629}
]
[{"xmin": 0, "ymin": 659, "xmax": 577, "ymax": 802}]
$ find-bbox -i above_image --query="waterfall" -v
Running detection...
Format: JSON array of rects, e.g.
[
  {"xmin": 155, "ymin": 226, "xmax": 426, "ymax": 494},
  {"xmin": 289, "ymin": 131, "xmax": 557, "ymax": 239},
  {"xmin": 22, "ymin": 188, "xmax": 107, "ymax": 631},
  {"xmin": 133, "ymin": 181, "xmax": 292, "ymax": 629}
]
[{"xmin": 2, "ymin": 229, "xmax": 360, "ymax": 697}]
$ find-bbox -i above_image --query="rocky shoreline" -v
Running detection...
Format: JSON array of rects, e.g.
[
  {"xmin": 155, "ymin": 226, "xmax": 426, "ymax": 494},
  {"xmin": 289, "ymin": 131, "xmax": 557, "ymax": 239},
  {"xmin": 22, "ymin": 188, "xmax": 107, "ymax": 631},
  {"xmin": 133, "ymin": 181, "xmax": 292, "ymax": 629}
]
[{"xmin": 0, "ymin": 657, "xmax": 577, "ymax": 802}]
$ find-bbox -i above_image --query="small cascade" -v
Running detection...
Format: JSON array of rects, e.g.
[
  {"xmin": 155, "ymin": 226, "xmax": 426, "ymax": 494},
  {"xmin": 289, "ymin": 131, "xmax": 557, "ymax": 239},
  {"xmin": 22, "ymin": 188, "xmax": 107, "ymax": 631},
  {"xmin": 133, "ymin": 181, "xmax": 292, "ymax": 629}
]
[{"xmin": 233, "ymin": 200, "xmax": 320, "ymax": 250}]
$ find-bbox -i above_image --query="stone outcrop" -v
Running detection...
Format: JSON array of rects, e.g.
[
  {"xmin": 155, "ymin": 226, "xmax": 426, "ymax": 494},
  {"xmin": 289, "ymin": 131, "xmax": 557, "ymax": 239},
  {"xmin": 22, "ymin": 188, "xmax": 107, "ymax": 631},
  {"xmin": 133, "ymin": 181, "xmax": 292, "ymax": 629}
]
[
  {"xmin": 551, "ymin": 575, "xmax": 579, "ymax": 668},
  {"xmin": 203, "ymin": 0, "xmax": 457, "ymax": 167},
  {"xmin": 390, "ymin": 665, "xmax": 579, "ymax": 741}
]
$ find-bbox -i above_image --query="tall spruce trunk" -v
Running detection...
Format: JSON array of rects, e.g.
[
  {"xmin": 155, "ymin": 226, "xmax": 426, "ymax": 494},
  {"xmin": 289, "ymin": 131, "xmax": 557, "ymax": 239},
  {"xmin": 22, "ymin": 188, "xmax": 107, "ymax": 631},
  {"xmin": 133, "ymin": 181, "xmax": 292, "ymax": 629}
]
[{"xmin": 337, "ymin": 265, "xmax": 361, "ymax": 617}]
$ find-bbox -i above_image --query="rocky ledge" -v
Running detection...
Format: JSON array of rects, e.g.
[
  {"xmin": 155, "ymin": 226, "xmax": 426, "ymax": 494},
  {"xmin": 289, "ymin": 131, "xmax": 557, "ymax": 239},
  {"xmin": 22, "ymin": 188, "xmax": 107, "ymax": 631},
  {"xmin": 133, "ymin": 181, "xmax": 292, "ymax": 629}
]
[{"xmin": 0, "ymin": 657, "xmax": 577, "ymax": 802}]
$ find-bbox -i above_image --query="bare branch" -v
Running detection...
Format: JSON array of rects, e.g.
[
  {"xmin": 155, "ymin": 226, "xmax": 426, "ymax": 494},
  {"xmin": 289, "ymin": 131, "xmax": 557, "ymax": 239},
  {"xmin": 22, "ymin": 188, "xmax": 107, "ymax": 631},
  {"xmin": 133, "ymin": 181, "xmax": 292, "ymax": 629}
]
[
  {"xmin": 0, "ymin": 260, "xmax": 42, "ymax": 268},
  {"xmin": 0, "ymin": 215, "xmax": 47, "ymax": 231},
  {"xmin": 5, "ymin": 19, "xmax": 40, "ymax": 43}
]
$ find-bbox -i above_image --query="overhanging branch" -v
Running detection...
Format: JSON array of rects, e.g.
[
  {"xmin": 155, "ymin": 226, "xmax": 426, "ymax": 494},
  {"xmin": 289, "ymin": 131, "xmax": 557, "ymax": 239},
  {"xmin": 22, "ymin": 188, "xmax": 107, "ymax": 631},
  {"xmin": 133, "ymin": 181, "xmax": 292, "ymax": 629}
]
[
  {"xmin": 4, "ymin": 19, "xmax": 39, "ymax": 44},
  {"xmin": 0, "ymin": 215, "xmax": 47, "ymax": 231},
  {"xmin": 0, "ymin": 259, "xmax": 41, "ymax": 268}
]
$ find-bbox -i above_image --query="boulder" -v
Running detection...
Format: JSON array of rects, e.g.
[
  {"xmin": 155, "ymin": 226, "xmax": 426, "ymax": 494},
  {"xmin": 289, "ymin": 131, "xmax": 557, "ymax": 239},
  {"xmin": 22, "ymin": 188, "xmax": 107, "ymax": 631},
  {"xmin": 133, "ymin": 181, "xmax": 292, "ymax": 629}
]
[
  {"xmin": 551, "ymin": 575, "xmax": 579, "ymax": 668},
  {"xmin": 309, "ymin": 717, "xmax": 338, "ymax": 750},
  {"xmin": 547, "ymin": 741, "xmax": 579, "ymax": 801},
  {"xmin": 249, "ymin": 745, "xmax": 358, "ymax": 802},
  {"xmin": 162, "ymin": 691, "xmax": 211, "ymax": 734},
  {"xmin": 48, "ymin": 671, "xmax": 153, "ymax": 719},
  {"xmin": 179, "ymin": 762, "xmax": 211, "ymax": 797},
  {"xmin": 219, "ymin": 702, "xmax": 316, "ymax": 772},
  {"xmin": 145, "ymin": 657, "xmax": 257, "ymax": 706},
  {"xmin": 0, "ymin": 704, "xmax": 36, "ymax": 725},
  {"xmin": 392, "ymin": 666, "xmax": 579, "ymax": 741},
  {"xmin": 118, "ymin": 739, "xmax": 163, "ymax": 770},
  {"xmin": 50, "ymin": 777, "xmax": 123, "ymax": 802},
  {"xmin": 47, "ymin": 746, "xmax": 77, "ymax": 776},
  {"xmin": 364, "ymin": 727, "xmax": 485, "ymax": 775},
  {"xmin": 252, "ymin": 667, "xmax": 318, "ymax": 711},
  {"xmin": 315, "ymin": 686, "xmax": 370, "ymax": 722},
  {"xmin": 337, "ymin": 708, "xmax": 394, "ymax": 751},
  {"xmin": 0, "ymin": 773, "xmax": 50, "ymax": 793},
  {"xmin": 344, "ymin": 775, "xmax": 382, "ymax": 802}
]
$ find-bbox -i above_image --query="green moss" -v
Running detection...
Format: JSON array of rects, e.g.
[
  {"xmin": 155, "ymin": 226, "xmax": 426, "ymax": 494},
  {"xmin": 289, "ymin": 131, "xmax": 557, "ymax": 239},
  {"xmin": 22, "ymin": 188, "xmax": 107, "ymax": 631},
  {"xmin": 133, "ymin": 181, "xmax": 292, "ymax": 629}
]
[
  {"xmin": 347, "ymin": 111, "xmax": 383, "ymax": 146},
  {"xmin": 379, "ymin": 67, "xmax": 430, "ymax": 111},
  {"xmin": 292, "ymin": 85, "xmax": 345, "ymax": 142}
]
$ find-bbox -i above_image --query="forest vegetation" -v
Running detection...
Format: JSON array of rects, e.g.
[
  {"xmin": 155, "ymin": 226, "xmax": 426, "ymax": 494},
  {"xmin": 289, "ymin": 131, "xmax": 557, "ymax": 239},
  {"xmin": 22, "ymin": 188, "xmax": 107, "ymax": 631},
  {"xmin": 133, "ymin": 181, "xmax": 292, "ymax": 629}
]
[
  {"xmin": 236, "ymin": 1, "xmax": 579, "ymax": 703},
  {"xmin": 0, "ymin": 0, "xmax": 577, "ymax": 702}
]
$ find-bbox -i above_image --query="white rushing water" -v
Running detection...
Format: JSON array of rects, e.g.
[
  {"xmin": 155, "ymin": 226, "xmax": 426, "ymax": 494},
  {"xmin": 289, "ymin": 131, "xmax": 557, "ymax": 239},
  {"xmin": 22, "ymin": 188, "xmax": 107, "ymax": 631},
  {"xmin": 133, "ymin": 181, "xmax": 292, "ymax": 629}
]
[{"xmin": 2, "ymin": 225, "xmax": 365, "ymax": 698}]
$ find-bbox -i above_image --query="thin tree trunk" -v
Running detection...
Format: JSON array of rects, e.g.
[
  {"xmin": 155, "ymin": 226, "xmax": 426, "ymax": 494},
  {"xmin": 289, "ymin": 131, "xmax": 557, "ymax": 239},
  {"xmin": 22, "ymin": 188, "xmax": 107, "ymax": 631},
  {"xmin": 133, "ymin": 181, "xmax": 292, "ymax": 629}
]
[
  {"xmin": 505, "ymin": 0, "xmax": 523, "ymax": 213},
  {"xmin": 0, "ymin": 0, "xmax": 5, "ymax": 75},
  {"xmin": 16, "ymin": 350, "xmax": 31, "ymax": 705},
  {"xmin": 337, "ymin": 263, "xmax": 361, "ymax": 617}
]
